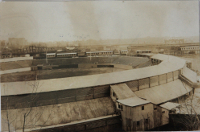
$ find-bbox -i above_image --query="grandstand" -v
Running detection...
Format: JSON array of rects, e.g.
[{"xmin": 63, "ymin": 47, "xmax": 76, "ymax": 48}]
[{"xmin": 1, "ymin": 54, "xmax": 199, "ymax": 132}]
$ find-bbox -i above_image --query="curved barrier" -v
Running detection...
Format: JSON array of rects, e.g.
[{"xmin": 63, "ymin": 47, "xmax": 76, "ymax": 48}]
[{"xmin": 1, "ymin": 54, "xmax": 187, "ymax": 96}]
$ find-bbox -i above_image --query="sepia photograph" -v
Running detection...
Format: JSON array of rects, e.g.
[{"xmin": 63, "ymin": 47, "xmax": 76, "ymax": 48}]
[{"xmin": 0, "ymin": 1, "xmax": 200, "ymax": 131}]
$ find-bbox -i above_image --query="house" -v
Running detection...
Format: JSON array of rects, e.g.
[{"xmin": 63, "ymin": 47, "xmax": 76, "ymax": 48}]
[{"xmin": 110, "ymin": 83, "xmax": 169, "ymax": 131}]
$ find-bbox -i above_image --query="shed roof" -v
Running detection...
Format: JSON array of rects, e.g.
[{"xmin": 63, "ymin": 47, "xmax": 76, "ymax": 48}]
[
  {"xmin": 134, "ymin": 80, "xmax": 192, "ymax": 105},
  {"xmin": 111, "ymin": 83, "xmax": 136, "ymax": 100},
  {"xmin": 160, "ymin": 102, "xmax": 180, "ymax": 110},
  {"xmin": 117, "ymin": 97, "xmax": 150, "ymax": 107},
  {"xmin": 112, "ymin": 83, "xmax": 150, "ymax": 107}
]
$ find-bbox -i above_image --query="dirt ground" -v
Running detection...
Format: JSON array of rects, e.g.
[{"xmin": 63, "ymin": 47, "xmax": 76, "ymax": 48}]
[{"xmin": 1, "ymin": 67, "xmax": 125, "ymax": 83}]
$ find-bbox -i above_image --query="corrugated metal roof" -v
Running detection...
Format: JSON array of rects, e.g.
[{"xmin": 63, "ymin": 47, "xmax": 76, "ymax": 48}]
[
  {"xmin": 1, "ymin": 54, "xmax": 187, "ymax": 96},
  {"xmin": 1, "ymin": 97, "xmax": 116, "ymax": 131},
  {"xmin": 134, "ymin": 80, "xmax": 192, "ymax": 105},
  {"xmin": 160, "ymin": 102, "xmax": 180, "ymax": 110},
  {"xmin": 111, "ymin": 83, "xmax": 136, "ymax": 100},
  {"xmin": 117, "ymin": 97, "xmax": 150, "ymax": 107}
]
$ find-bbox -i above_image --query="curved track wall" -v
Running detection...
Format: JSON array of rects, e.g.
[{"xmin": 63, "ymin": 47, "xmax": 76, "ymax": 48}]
[{"xmin": 2, "ymin": 54, "xmax": 185, "ymax": 110}]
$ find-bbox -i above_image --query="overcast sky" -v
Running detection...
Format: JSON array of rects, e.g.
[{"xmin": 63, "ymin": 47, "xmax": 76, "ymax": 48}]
[{"xmin": 0, "ymin": 1, "xmax": 199, "ymax": 42}]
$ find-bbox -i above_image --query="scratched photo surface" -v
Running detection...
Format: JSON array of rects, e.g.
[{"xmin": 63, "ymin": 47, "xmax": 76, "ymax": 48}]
[{"xmin": 0, "ymin": 1, "xmax": 200, "ymax": 132}]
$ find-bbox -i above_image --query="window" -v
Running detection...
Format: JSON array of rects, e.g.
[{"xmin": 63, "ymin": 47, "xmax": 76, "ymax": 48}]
[
  {"xmin": 137, "ymin": 121, "xmax": 140, "ymax": 126},
  {"xmin": 154, "ymin": 107, "xmax": 157, "ymax": 110},
  {"xmin": 118, "ymin": 104, "xmax": 123, "ymax": 111},
  {"xmin": 142, "ymin": 106, "xmax": 144, "ymax": 110},
  {"xmin": 118, "ymin": 104, "xmax": 121, "ymax": 109},
  {"xmin": 113, "ymin": 92, "xmax": 116, "ymax": 97},
  {"xmin": 162, "ymin": 111, "xmax": 165, "ymax": 113},
  {"xmin": 145, "ymin": 119, "xmax": 148, "ymax": 123}
]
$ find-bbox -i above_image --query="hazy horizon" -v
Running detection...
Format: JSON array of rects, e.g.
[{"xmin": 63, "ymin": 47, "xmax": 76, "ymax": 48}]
[{"xmin": 0, "ymin": 1, "xmax": 199, "ymax": 43}]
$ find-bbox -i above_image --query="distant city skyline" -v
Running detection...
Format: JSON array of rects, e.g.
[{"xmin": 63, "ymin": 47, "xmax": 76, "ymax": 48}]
[{"xmin": 0, "ymin": 1, "xmax": 199, "ymax": 42}]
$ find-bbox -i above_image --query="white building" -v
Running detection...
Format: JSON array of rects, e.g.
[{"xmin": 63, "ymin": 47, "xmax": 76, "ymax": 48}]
[{"xmin": 180, "ymin": 46, "xmax": 200, "ymax": 54}]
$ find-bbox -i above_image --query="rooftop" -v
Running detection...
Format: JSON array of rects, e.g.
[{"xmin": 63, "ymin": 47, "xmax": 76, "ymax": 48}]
[
  {"xmin": 134, "ymin": 80, "xmax": 192, "ymax": 105},
  {"xmin": 160, "ymin": 102, "xmax": 180, "ymax": 110},
  {"xmin": 1, "ymin": 97, "xmax": 116, "ymax": 131},
  {"xmin": 117, "ymin": 97, "xmax": 150, "ymax": 107},
  {"xmin": 111, "ymin": 83, "xmax": 136, "ymax": 100}
]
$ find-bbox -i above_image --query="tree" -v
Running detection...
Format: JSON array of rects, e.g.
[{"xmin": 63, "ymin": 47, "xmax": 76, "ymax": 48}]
[
  {"xmin": 170, "ymin": 84, "xmax": 200, "ymax": 131},
  {"xmin": 1, "ymin": 71, "xmax": 56, "ymax": 132}
]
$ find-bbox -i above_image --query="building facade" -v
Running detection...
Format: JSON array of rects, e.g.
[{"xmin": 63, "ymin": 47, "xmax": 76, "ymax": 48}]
[{"xmin": 180, "ymin": 46, "xmax": 200, "ymax": 54}]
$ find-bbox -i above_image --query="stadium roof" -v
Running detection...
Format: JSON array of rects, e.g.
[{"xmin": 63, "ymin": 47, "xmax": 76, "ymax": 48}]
[
  {"xmin": 1, "ymin": 54, "xmax": 187, "ymax": 96},
  {"xmin": 134, "ymin": 80, "xmax": 192, "ymax": 105}
]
